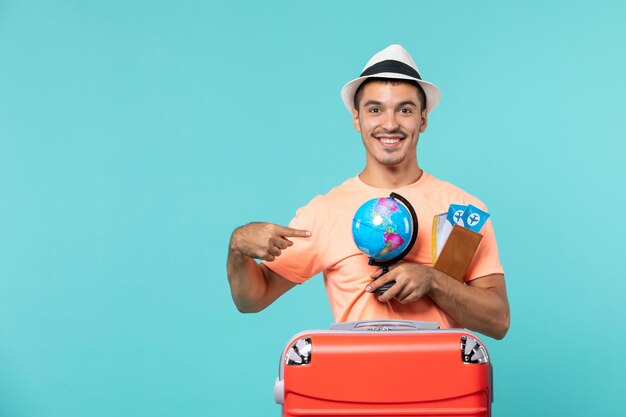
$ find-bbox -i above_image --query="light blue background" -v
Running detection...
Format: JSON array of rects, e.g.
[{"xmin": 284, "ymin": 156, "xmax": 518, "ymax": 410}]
[{"xmin": 1, "ymin": 1, "xmax": 624, "ymax": 416}]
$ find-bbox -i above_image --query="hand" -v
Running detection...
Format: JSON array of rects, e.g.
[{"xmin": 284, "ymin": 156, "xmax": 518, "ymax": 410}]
[
  {"xmin": 366, "ymin": 262, "xmax": 435, "ymax": 303},
  {"xmin": 230, "ymin": 222, "xmax": 311, "ymax": 262}
]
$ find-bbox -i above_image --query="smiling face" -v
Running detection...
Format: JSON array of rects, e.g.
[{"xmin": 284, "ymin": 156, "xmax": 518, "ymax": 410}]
[{"xmin": 352, "ymin": 80, "xmax": 428, "ymax": 172}]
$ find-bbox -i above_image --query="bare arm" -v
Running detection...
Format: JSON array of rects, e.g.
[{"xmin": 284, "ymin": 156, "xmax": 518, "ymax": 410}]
[
  {"xmin": 367, "ymin": 264, "xmax": 510, "ymax": 339},
  {"xmin": 429, "ymin": 272, "xmax": 509, "ymax": 339},
  {"xmin": 227, "ymin": 222, "xmax": 310, "ymax": 313}
]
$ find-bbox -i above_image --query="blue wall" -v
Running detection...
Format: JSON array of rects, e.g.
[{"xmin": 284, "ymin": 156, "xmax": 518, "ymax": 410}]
[{"xmin": 1, "ymin": 1, "xmax": 624, "ymax": 416}]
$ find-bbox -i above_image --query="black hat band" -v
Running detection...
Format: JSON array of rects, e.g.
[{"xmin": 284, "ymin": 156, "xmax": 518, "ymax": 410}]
[{"xmin": 360, "ymin": 59, "xmax": 421, "ymax": 80}]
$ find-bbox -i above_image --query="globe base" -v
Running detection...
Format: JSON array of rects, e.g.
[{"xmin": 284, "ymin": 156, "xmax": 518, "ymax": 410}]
[{"xmin": 373, "ymin": 281, "xmax": 395, "ymax": 294}]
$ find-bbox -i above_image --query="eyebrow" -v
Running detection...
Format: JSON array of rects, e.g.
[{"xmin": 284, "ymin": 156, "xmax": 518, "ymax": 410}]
[
  {"xmin": 362, "ymin": 100, "xmax": 382, "ymax": 107},
  {"xmin": 362, "ymin": 100, "xmax": 418, "ymax": 108}
]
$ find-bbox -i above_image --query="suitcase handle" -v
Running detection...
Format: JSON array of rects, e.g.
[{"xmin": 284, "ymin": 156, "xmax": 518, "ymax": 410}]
[{"xmin": 330, "ymin": 320, "xmax": 440, "ymax": 331}]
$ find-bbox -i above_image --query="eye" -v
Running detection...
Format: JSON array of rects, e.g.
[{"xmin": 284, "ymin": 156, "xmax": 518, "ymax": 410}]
[
  {"xmin": 400, "ymin": 108, "xmax": 413, "ymax": 114},
  {"xmin": 368, "ymin": 107, "xmax": 380, "ymax": 113}
]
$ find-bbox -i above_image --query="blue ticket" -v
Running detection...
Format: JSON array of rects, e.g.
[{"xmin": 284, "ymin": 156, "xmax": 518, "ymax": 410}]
[
  {"xmin": 459, "ymin": 204, "xmax": 490, "ymax": 232},
  {"xmin": 446, "ymin": 204, "xmax": 467, "ymax": 226}
]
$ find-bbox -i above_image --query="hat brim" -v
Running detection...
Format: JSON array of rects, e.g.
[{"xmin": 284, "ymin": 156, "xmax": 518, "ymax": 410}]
[{"xmin": 341, "ymin": 73, "xmax": 441, "ymax": 114}]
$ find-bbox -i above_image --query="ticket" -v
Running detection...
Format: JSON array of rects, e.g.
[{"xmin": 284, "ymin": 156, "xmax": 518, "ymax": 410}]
[
  {"xmin": 459, "ymin": 204, "xmax": 490, "ymax": 232},
  {"xmin": 445, "ymin": 204, "xmax": 467, "ymax": 226}
]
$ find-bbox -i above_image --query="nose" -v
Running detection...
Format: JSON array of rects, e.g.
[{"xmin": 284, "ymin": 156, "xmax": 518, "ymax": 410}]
[{"xmin": 381, "ymin": 111, "xmax": 399, "ymax": 132}]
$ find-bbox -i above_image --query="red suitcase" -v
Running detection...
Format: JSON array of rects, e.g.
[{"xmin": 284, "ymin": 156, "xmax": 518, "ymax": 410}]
[{"xmin": 274, "ymin": 320, "xmax": 493, "ymax": 417}]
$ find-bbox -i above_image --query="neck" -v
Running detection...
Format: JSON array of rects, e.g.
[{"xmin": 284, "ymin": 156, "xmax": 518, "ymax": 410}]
[{"xmin": 359, "ymin": 164, "xmax": 423, "ymax": 189}]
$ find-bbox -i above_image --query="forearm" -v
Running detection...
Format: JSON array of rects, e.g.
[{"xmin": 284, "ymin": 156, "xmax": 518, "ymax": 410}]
[
  {"xmin": 226, "ymin": 222, "xmax": 306, "ymax": 313},
  {"xmin": 227, "ymin": 243, "xmax": 269, "ymax": 313},
  {"xmin": 429, "ymin": 271, "xmax": 510, "ymax": 339}
]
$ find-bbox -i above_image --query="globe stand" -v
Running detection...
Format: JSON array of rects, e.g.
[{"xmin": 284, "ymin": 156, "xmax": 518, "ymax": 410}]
[{"xmin": 367, "ymin": 192, "xmax": 419, "ymax": 295}]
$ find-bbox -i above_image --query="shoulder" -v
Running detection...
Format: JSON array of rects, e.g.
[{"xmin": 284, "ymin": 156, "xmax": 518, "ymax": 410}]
[
  {"xmin": 287, "ymin": 178, "xmax": 361, "ymax": 243},
  {"xmin": 423, "ymin": 173, "xmax": 488, "ymax": 211},
  {"xmin": 298, "ymin": 177, "xmax": 362, "ymax": 214}
]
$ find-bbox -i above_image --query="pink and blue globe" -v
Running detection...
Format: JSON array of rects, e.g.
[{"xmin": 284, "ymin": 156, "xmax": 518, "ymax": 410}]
[{"xmin": 352, "ymin": 197, "xmax": 413, "ymax": 262}]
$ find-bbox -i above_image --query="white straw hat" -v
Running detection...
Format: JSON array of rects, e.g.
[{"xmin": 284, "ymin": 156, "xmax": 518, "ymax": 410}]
[{"xmin": 341, "ymin": 44, "xmax": 441, "ymax": 113}]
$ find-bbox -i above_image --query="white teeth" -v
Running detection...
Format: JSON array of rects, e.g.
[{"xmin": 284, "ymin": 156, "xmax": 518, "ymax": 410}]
[{"xmin": 380, "ymin": 138, "xmax": 399, "ymax": 144}]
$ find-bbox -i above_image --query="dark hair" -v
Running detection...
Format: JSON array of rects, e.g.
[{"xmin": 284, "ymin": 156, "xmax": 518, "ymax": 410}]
[{"xmin": 353, "ymin": 77, "xmax": 426, "ymax": 112}]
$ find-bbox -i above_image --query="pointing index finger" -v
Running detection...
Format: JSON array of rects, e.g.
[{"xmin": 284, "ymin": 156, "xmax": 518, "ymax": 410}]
[{"xmin": 277, "ymin": 226, "xmax": 312, "ymax": 238}]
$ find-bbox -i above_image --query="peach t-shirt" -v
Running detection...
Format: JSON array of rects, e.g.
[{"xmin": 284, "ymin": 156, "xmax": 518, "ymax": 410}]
[{"xmin": 264, "ymin": 173, "xmax": 504, "ymax": 328}]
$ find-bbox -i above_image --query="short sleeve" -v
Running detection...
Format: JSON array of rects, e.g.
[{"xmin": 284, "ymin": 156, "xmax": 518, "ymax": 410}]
[
  {"xmin": 464, "ymin": 216, "xmax": 505, "ymax": 282},
  {"xmin": 262, "ymin": 203, "xmax": 324, "ymax": 284}
]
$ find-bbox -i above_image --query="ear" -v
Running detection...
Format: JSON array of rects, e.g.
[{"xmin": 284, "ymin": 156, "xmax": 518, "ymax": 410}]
[
  {"xmin": 352, "ymin": 108, "xmax": 361, "ymax": 132},
  {"xmin": 419, "ymin": 108, "xmax": 428, "ymax": 133}
]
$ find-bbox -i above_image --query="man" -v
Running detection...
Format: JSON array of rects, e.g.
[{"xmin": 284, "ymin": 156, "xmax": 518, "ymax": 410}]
[{"xmin": 227, "ymin": 45, "xmax": 510, "ymax": 339}]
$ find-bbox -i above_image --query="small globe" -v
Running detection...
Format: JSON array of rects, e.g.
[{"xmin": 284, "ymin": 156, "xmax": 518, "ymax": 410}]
[{"xmin": 352, "ymin": 197, "xmax": 413, "ymax": 262}]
